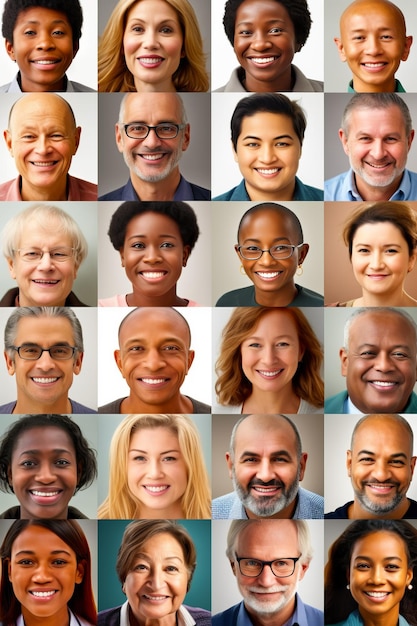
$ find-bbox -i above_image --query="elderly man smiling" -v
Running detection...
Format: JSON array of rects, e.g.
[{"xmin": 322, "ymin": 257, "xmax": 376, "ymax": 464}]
[{"xmin": 0, "ymin": 92, "xmax": 97, "ymax": 201}]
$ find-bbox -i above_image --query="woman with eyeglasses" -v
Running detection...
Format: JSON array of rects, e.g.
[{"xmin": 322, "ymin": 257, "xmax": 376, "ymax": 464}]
[{"xmin": 216, "ymin": 203, "xmax": 323, "ymax": 307}]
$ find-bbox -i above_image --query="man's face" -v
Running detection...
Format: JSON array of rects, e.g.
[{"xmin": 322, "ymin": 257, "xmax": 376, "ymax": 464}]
[
  {"xmin": 347, "ymin": 416, "xmax": 416, "ymax": 516},
  {"xmin": 4, "ymin": 316, "xmax": 83, "ymax": 409},
  {"xmin": 339, "ymin": 106, "xmax": 414, "ymax": 195},
  {"xmin": 4, "ymin": 94, "xmax": 81, "ymax": 196},
  {"xmin": 226, "ymin": 415, "xmax": 307, "ymax": 518},
  {"xmin": 231, "ymin": 521, "xmax": 309, "ymax": 620},
  {"xmin": 340, "ymin": 311, "xmax": 417, "ymax": 413},
  {"xmin": 115, "ymin": 93, "xmax": 190, "ymax": 184},
  {"xmin": 114, "ymin": 308, "xmax": 194, "ymax": 409},
  {"xmin": 334, "ymin": 0, "xmax": 412, "ymax": 92}
]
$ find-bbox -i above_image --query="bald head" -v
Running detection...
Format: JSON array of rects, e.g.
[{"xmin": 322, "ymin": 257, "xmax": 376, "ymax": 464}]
[
  {"xmin": 351, "ymin": 413, "xmax": 413, "ymax": 454},
  {"xmin": 8, "ymin": 93, "xmax": 76, "ymax": 130},
  {"xmin": 230, "ymin": 414, "xmax": 302, "ymax": 461},
  {"xmin": 340, "ymin": 0, "xmax": 406, "ymax": 33},
  {"xmin": 118, "ymin": 306, "xmax": 191, "ymax": 347}
]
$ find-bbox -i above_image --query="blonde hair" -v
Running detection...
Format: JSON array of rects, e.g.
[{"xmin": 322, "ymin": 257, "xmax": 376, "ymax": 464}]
[
  {"xmin": 98, "ymin": 414, "xmax": 211, "ymax": 519},
  {"xmin": 98, "ymin": 0, "xmax": 209, "ymax": 92},
  {"xmin": 215, "ymin": 307, "xmax": 324, "ymax": 408}
]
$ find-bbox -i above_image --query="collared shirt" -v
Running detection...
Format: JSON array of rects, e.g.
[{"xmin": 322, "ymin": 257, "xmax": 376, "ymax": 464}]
[
  {"xmin": 0, "ymin": 175, "xmax": 97, "ymax": 201},
  {"xmin": 213, "ymin": 177, "xmax": 323, "ymax": 201},
  {"xmin": 212, "ymin": 487, "xmax": 324, "ymax": 519},
  {"xmin": 119, "ymin": 601, "xmax": 196, "ymax": 626},
  {"xmin": 99, "ymin": 175, "xmax": 210, "ymax": 201},
  {"xmin": 329, "ymin": 608, "xmax": 409, "ymax": 626},
  {"xmin": 348, "ymin": 78, "xmax": 406, "ymax": 93},
  {"xmin": 324, "ymin": 168, "xmax": 417, "ymax": 201},
  {"xmin": 17, "ymin": 609, "xmax": 94, "ymax": 625},
  {"xmin": 213, "ymin": 65, "xmax": 323, "ymax": 93},
  {"xmin": 0, "ymin": 72, "xmax": 95, "ymax": 92},
  {"xmin": 233, "ymin": 595, "xmax": 323, "ymax": 626}
]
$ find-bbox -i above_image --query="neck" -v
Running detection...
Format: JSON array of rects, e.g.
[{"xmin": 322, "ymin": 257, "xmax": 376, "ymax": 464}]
[
  {"xmin": 245, "ymin": 179, "xmax": 296, "ymax": 202},
  {"xmin": 242, "ymin": 387, "xmax": 300, "ymax": 414},
  {"xmin": 136, "ymin": 501, "xmax": 184, "ymax": 519},
  {"xmin": 130, "ymin": 170, "xmax": 181, "ymax": 201},
  {"xmin": 121, "ymin": 393, "xmax": 193, "ymax": 414},
  {"xmin": 244, "ymin": 66, "xmax": 293, "ymax": 93},
  {"xmin": 126, "ymin": 287, "xmax": 187, "ymax": 308},
  {"xmin": 21, "ymin": 176, "xmax": 68, "ymax": 201},
  {"xmin": 357, "ymin": 288, "xmax": 417, "ymax": 307},
  {"xmin": 352, "ymin": 76, "xmax": 396, "ymax": 93},
  {"xmin": 22, "ymin": 606, "xmax": 70, "ymax": 626},
  {"xmin": 354, "ymin": 173, "xmax": 403, "ymax": 202},
  {"xmin": 13, "ymin": 396, "xmax": 72, "ymax": 414},
  {"xmin": 349, "ymin": 498, "xmax": 410, "ymax": 519},
  {"xmin": 133, "ymin": 77, "xmax": 176, "ymax": 92},
  {"xmin": 358, "ymin": 605, "xmax": 400, "ymax": 626},
  {"xmin": 254, "ymin": 283, "xmax": 298, "ymax": 307}
]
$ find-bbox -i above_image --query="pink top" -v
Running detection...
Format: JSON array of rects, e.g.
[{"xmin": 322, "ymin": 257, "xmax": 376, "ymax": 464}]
[
  {"xmin": 98, "ymin": 294, "xmax": 200, "ymax": 307},
  {"xmin": 0, "ymin": 175, "xmax": 97, "ymax": 200}
]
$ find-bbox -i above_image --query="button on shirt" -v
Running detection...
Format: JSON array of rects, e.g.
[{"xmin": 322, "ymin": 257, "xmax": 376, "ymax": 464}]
[{"xmin": 324, "ymin": 168, "xmax": 417, "ymax": 201}]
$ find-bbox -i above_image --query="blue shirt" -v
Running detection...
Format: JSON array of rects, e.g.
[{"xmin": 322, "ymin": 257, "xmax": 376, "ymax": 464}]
[
  {"xmin": 213, "ymin": 177, "xmax": 323, "ymax": 201},
  {"xmin": 324, "ymin": 168, "xmax": 417, "ymax": 201},
  {"xmin": 329, "ymin": 609, "xmax": 409, "ymax": 626},
  {"xmin": 212, "ymin": 487, "xmax": 324, "ymax": 519},
  {"xmin": 99, "ymin": 175, "xmax": 210, "ymax": 201},
  {"xmin": 212, "ymin": 596, "xmax": 323, "ymax": 626}
]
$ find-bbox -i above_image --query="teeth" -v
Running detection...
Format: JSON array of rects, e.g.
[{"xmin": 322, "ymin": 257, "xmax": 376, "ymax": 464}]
[
  {"xmin": 363, "ymin": 63, "xmax": 386, "ymax": 67},
  {"xmin": 367, "ymin": 163, "xmax": 390, "ymax": 169},
  {"xmin": 31, "ymin": 490, "xmax": 60, "ymax": 497},
  {"xmin": 371, "ymin": 381, "xmax": 396, "ymax": 387},
  {"xmin": 31, "ymin": 590, "xmax": 56, "ymax": 597},
  {"xmin": 33, "ymin": 280, "xmax": 59, "ymax": 284},
  {"xmin": 144, "ymin": 595, "xmax": 167, "ymax": 600},
  {"xmin": 33, "ymin": 60, "xmax": 59, "ymax": 65},
  {"xmin": 145, "ymin": 485, "xmax": 168, "ymax": 492},
  {"xmin": 32, "ymin": 161, "xmax": 55, "ymax": 166},
  {"xmin": 139, "ymin": 57, "xmax": 162, "ymax": 64},
  {"xmin": 366, "ymin": 591, "xmax": 389, "ymax": 597},
  {"xmin": 141, "ymin": 154, "xmax": 164, "ymax": 160},
  {"xmin": 257, "ymin": 168, "xmax": 279, "ymax": 174},
  {"xmin": 141, "ymin": 272, "xmax": 166, "ymax": 278},
  {"xmin": 258, "ymin": 370, "xmax": 281, "ymax": 377},
  {"xmin": 141, "ymin": 378, "xmax": 166, "ymax": 385},
  {"xmin": 32, "ymin": 377, "xmax": 58, "ymax": 384},
  {"xmin": 251, "ymin": 56, "xmax": 276, "ymax": 64},
  {"xmin": 367, "ymin": 483, "xmax": 393, "ymax": 490},
  {"xmin": 253, "ymin": 486, "xmax": 278, "ymax": 492},
  {"xmin": 257, "ymin": 272, "xmax": 280, "ymax": 278}
]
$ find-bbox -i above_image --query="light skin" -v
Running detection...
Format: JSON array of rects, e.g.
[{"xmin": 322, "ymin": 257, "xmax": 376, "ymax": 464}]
[
  {"xmin": 340, "ymin": 311, "xmax": 417, "ymax": 413},
  {"xmin": 230, "ymin": 521, "xmax": 309, "ymax": 626},
  {"xmin": 127, "ymin": 427, "xmax": 188, "ymax": 518},
  {"xmin": 123, "ymin": 0, "xmax": 184, "ymax": 93},
  {"xmin": 334, "ymin": 0, "xmax": 412, "ymax": 93},
  {"xmin": 233, "ymin": 112, "xmax": 302, "ymax": 201},
  {"xmin": 348, "ymin": 531, "xmax": 413, "ymax": 625},
  {"xmin": 226, "ymin": 415, "xmax": 307, "ymax": 519},
  {"xmin": 240, "ymin": 310, "xmax": 304, "ymax": 414},
  {"xmin": 346, "ymin": 415, "xmax": 417, "ymax": 519},
  {"xmin": 115, "ymin": 93, "xmax": 190, "ymax": 201},
  {"xmin": 8, "ymin": 426, "xmax": 79, "ymax": 519},
  {"xmin": 120, "ymin": 212, "xmax": 191, "ymax": 307},
  {"xmin": 233, "ymin": 0, "xmax": 298, "ymax": 92},
  {"xmin": 6, "ymin": 216, "xmax": 78, "ymax": 307},
  {"xmin": 4, "ymin": 93, "xmax": 81, "ymax": 201},
  {"xmin": 339, "ymin": 105, "xmax": 414, "ymax": 202},
  {"xmin": 114, "ymin": 308, "xmax": 195, "ymax": 414},
  {"xmin": 8, "ymin": 525, "xmax": 84, "ymax": 626},
  {"xmin": 4, "ymin": 315, "xmax": 83, "ymax": 414},
  {"xmin": 236, "ymin": 208, "xmax": 309, "ymax": 306},
  {"xmin": 349, "ymin": 221, "xmax": 417, "ymax": 307},
  {"xmin": 5, "ymin": 7, "xmax": 78, "ymax": 93},
  {"xmin": 123, "ymin": 533, "xmax": 189, "ymax": 625}
]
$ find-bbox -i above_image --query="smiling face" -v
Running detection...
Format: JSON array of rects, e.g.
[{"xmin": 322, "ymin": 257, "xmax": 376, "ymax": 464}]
[
  {"xmin": 4, "ymin": 93, "xmax": 81, "ymax": 201},
  {"xmin": 233, "ymin": 0, "xmax": 297, "ymax": 92},
  {"xmin": 5, "ymin": 7, "xmax": 77, "ymax": 92},
  {"xmin": 349, "ymin": 531, "xmax": 413, "ymax": 622},
  {"xmin": 120, "ymin": 212, "xmax": 190, "ymax": 305},
  {"xmin": 127, "ymin": 427, "xmax": 188, "ymax": 518},
  {"xmin": 340, "ymin": 311, "xmax": 417, "ymax": 413},
  {"xmin": 8, "ymin": 525, "xmax": 83, "ymax": 623},
  {"xmin": 236, "ymin": 207, "xmax": 308, "ymax": 306},
  {"xmin": 347, "ymin": 415, "xmax": 416, "ymax": 517},
  {"xmin": 351, "ymin": 221, "xmax": 417, "ymax": 303},
  {"xmin": 4, "ymin": 315, "xmax": 83, "ymax": 414},
  {"xmin": 123, "ymin": 0, "xmax": 184, "ymax": 92},
  {"xmin": 335, "ymin": 0, "xmax": 412, "ymax": 93},
  {"xmin": 340, "ymin": 105, "xmax": 414, "ymax": 200},
  {"xmin": 227, "ymin": 415, "xmax": 306, "ymax": 518},
  {"xmin": 114, "ymin": 308, "xmax": 194, "ymax": 412},
  {"xmin": 124, "ymin": 532, "xmax": 189, "ymax": 623},
  {"xmin": 234, "ymin": 112, "xmax": 302, "ymax": 201},
  {"xmin": 8, "ymin": 426, "xmax": 79, "ymax": 519}
]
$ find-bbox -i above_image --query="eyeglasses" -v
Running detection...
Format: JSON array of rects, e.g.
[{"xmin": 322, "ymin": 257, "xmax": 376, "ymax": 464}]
[
  {"xmin": 236, "ymin": 244, "xmax": 304, "ymax": 261},
  {"xmin": 235, "ymin": 556, "xmax": 301, "ymax": 578},
  {"xmin": 123, "ymin": 123, "xmax": 186, "ymax": 140},
  {"xmin": 11, "ymin": 345, "xmax": 78, "ymax": 360},
  {"xmin": 14, "ymin": 248, "xmax": 75, "ymax": 263}
]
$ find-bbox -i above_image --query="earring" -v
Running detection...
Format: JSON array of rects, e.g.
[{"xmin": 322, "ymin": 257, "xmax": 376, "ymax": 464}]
[
  {"xmin": 346, "ymin": 584, "xmax": 350, "ymax": 590},
  {"xmin": 296, "ymin": 265, "xmax": 304, "ymax": 276},
  {"xmin": 408, "ymin": 584, "xmax": 413, "ymax": 590},
  {"xmin": 240, "ymin": 265, "xmax": 246, "ymax": 275}
]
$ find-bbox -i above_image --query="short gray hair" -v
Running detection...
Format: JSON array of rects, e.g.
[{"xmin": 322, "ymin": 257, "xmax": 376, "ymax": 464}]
[
  {"xmin": 118, "ymin": 92, "xmax": 188, "ymax": 125},
  {"xmin": 343, "ymin": 307, "xmax": 417, "ymax": 351},
  {"xmin": 341, "ymin": 93, "xmax": 413, "ymax": 137},
  {"xmin": 229, "ymin": 414, "xmax": 302, "ymax": 461}
]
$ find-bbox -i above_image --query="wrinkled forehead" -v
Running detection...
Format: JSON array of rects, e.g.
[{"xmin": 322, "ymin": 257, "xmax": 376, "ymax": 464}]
[{"xmin": 345, "ymin": 105, "xmax": 406, "ymax": 137}]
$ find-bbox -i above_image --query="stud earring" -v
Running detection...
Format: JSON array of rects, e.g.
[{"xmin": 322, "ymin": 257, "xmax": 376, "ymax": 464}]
[
  {"xmin": 240, "ymin": 265, "xmax": 246, "ymax": 275},
  {"xmin": 408, "ymin": 584, "xmax": 413, "ymax": 590},
  {"xmin": 346, "ymin": 584, "xmax": 350, "ymax": 590},
  {"xmin": 296, "ymin": 265, "xmax": 304, "ymax": 276}
]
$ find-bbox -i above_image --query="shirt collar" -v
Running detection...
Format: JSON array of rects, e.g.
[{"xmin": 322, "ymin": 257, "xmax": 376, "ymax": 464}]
[
  {"xmin": 348, "ymin": 78, "xmax": 405, "ymax": 92},
  {"xmin": 120, "ymin": 600, "xmax": 196, "ymax": 626},
  {"xmin": 346, "ymin": 169, "xmax": 409, "ymax": 201}
]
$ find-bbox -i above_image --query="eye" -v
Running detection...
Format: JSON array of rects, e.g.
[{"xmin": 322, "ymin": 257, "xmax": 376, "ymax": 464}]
[
  {"xmin": 162, "ymin": 455, "xmax": 177, "ymax": 462},
  {"xmin": 357, "ymin": 247, "xmax": 370, "ymax": 254},
  {"xmin": 160, "ymin": 26, "xmax": 174, "ymax": 34},
  {"xmin": 128, "ymin": 345, "xmax": 144, "ymax": 352},
  {"xmin": 17, "ymin": 559, "xmax": 34, "ymax": 566},
  {"xmin": 133, "ymin": 563, "xmax": 149, "ymax": 572},
  {"xmin": 269, "ymin": 27, "xmax": 284, "ymax": 34},
  {"xmin": 276, "ymin": 342, "xmax": 290, "ymax": 348},
  {"xmin": 237, "ymin": 29, "xmax": 252, "ymax": 36},
  {"xmin": 275, "ymin": 141, "xmax": 290, "ymax": 147},
  {"xmin": 390, "ymin": 459, "xmax": 405, "ymax": 466},
  {"xmin": 359, "ymin": 351, "xmax": 376, "ymax": 358},
  {"xmin": 242, "ymin": 457, "xmax": 258, "ymax": 463},
  {"xmin": 52, "ymin": 30, "xmax": 66, "ymax": 36},
  {"xmin": 244, "ymin": 141, "xmax": 260, "ymax": 148},
  {"xmin": 355, "ymin": 562, "xmax": 370, "ymax": 570},
  {"xmin": 160, "ymin": 242, "xmax": 175, "ymax": 249},
  {"xmin": 132, "ymin": 455, "xmax": 146, "ymax": 462},
  {"xmin": 386, "ymin": 248, "xmax": 399, "ymax": 254},
  {"xmin": 132, "ymin": 25, "xmax": 145, "ymax": 33},
  {"xmin": 55, "ymin": 459, "xmax": 71, "ymax": 467},
  {"xmin": 131, "ymin": 242, "xmax": 146, "ymax": 249},
  {"xmin": 391, "ymin": 352, "xmax": 409, "ymax": 359},
  {"xmin": 24, "ymin": 30, "xmax": 36, "ymax": 36},
  {"xmin": 166, "ymin": 565, "xmax": 179, "ymax": 572},
  {"xmin": 50, "ymin": 134, "xmax": 64, "ymax": 139},
  {"xmin": 52, "ymin": 559, "xmax": 68, "ymax": 566},
  {"xmin": 358, "ymin": 456, "xmax": 374, "ymax": 464},
  {"xmin": 20, "ymin": 459, "xmax": 37, "ymax": 468},
  {"xmin": 248, "ymin": 342, "xmax": 262, "ymax": 348},
  {"xmin": 163, "ymin": 344, "xmax": 180, "ymax": 351}
]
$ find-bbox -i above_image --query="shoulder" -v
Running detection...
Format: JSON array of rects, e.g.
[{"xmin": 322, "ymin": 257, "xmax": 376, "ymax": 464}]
[
  {"xmin": 98, "ymin": 398, "xmax": 125, "ymax": 414},
  {"xmin": 188, "ymin": 182, "xmax": 211, "ymax": 200},
  {"xmin": 187, "ymin": 396, "xmax": 211, "ymax": 414},
  {"xmin": 213, "ymin": 68, "xmax": 246, "ymax": 92},
  {"xmin": 0, "ymin": 401, "xmax": 16, "ymax": 414},
  {"xmin": 68, "ymin": 176, "xmax": 98, "ymax": 200},
  {"xmin": 294, "ymin": 177, "xmax": 323, "ymax": 200},
  {"xmin": 98, "ymin": 605, "xmax": 122, "ymax": 626},
  {"xmin": 216, "ymin": 286, "xmax": 255, "ymax": 306},
  {"xmin": 67, "ymin": 506, "xmax": 88, "ymax": 519},
  {"xmin": 403, "ymin": 498, "xmax": 417, "ymax": 518},
  {"xmin": 212, "ymin": 603, "xmax": 241, "ymax": 626},
  {"xmin": 292, "ymin": 285, "xmax": 324, "ymax": 306},
  {"xmin": 68, "ymin": 80, "xmax": 95, "ymax": 92},
  {"xmin": 0, "ymin": 506, "xmax": 20, "ymax": 519},
  {"xmin": 183, "ymin": 605, "xmax": 211, "ymax": 625},
  {"xmin": 213, "ymin": 179, "xmax": 249, "ymax": 201},
  {"xmin": 212, "ymin": 493, "xmax": 242, "ymax": 519},
  {"xmin": 298, "ymin": 398, "xmax": 323, "ymax": 414},
  {"xmin": 0, "ymin": 288, "xmax": 19, "ymax": 306},
  {"xmin": 0, "ymin": 82, "xmax": 12, "ymax": 92},
  {"xmin": 404, "ymin": 391, "xmax": 417, "ymax": 412},
  {"xmin": 99, "ymin": 185, "xmax": 129, "ymax": 201},
  {"xmin": 297, "ymin": 487, "xmax": 324, "ymax": 518},
  {"xmin": 324, "ymin": 390, "xmax": 348, "ymax": 413},
  {"xmin": 325, "ymin": 172, "xmax": 351, "ymax": 200},
  {"xmin": 292, "ymin": 65, "xmax": 324, "ymax": 92},
  {"xmin": 325, "ymin": 501, "xmax": 352, "ymax": 519},
  {"xmin": 98, "ymin": 295, "xmax": 128, "ymax": 307},
  {"xmin": 70, "ymin": 399, "xmax": 97, "ymax": 414},
  {"xmin": 65, "ymin": 291, "xmax": 88, "ymax": 307},
  {"xmin": 0, "ymin": 178, "xmax": 21, "ymax": 201}
]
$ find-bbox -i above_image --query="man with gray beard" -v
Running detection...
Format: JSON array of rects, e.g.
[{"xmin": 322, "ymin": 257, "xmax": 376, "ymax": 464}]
[
  {"xmin": 212, "ymin": 519, "xmax": 323, "ymax": 626},
  {"xmin": 325, "ymin": 413, "xmax": 417, "ymax": 518},
  {"xmin": 212, "ymin": 414, "xmax": 324, "ymax": 519},
  {"xmin": 99, "ymin": 92, "xmax": 210, "ymax": 201}
]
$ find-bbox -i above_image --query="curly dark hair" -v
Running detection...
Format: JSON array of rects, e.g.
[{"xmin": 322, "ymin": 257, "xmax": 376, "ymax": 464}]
[
  {"xmin": 2, "ymin": 0, "xmax": 83, "ymax": 46},
  {"xmin": 223, "ymin": 0, "xmax": 312, "ymax": 49},
  {"xmin": 0, "ymin": 414, "xmax": 97, "ymax": 494},
  {"xmin": 325, "ymin": 519, "xmax": 417, "ymax": 626},
  {"xmin": 108, "ymin": 201, "xmax": 200, "ymax": 251}
]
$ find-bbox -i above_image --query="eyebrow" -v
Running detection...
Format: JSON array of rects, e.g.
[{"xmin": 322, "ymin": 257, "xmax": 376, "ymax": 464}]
[
  {"xmin": 236, "ymin": 18, "xmax": 286, "ymax": 27},
  {"xmin": 240, "ymin": 449, "xmax": 292, "ymax": 459},
  {"xmin": 242, "ymin": 237, "xmax": 291, "ymax": 244},
  {"xmin": 15, "ymin": 549, "xmax": 72, "ymax": 557},
  {"xmin": 356, "ymin": 343, "xmax": 410, "ymax": 351},
  {"xmin": 20, "ymin": 19, "xmax": 69, "ymax": 26},
  {"xmin": 245, "ymin": 334, "xmax": 295, "ymax": 341},
  {"xmin": 353, "ymin": 555, "xmax": 403, "ymax": 562},
  {"xmin": 242, "ymin": 134, "xmax": 294, "ymax": 142},
  {"xmin": 127, "ymin": 234, "xmax": 178, "ymax": 241},
  {"xmin": 356, "ymin": 449, "xmax": 408, "ymax": 460},
  {"xmin": 129, "ymin": 448, "xmax": 181, "ymax": 454},
  {"xmin": 17, "ymin": 448, "xmax": 73, "ymax": 457},
  {"xmin": 123, "ymin": 337, "xmax": 185, "ymax": 346},
  {"xmin": 134, "ymin": 553, "xmax": 184, "ymax": 562}
]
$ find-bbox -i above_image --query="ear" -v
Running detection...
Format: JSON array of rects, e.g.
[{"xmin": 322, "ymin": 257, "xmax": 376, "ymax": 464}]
[
  {"xmin": 297, "ymin": 559, "xmax": 310, "ymax": 581},
  {"xmin": 6, "ymin": 257, "xmax": 17, "ymax": 280},
  {"xmin": 298, "ymin": 243, "xmax": 309, "ymax": 265},
  {"xmin": 334, "ymin": 37, "xmax": 347, "ymax": 62},
  {"xmin": 182, "ymin": 245, "xmax": 191, "ymax": 267},
  {"xmin": 75, "ymin": 561, "xmax": 84, "ymax": 584},
  {"xmin": 298, "ymin": 452, "xmax": 307, "ymax": 482},
  {"xmin": 410, "ymin": 456, "xmax": 417, "ymax": 480},
  {"xmin": 226, "ymin": 452, "xmax": 233, "ymax": 478},
  {"xmin": 402, "ymin": 36, "xmax": 413, "ymax": 61},
  {"xmin": 115, "ymin": 123, "xmax": 124, "ymax": 154},
  {"xmin": 7, "ymin": 467, "xmax": 13, "ymax": 491},
  {"xmin": 4, "ymin": 129, "xmax": 13, "ymax": 156},
  {"xmin": 346, "ymin": 449, "xmax": 352, "ymax": 477},
  {"xmin": 339, "ymin": 128, "xmax": 349, "ymax": 156},
  {"xmin": 4, "ymin": 350, "xmax": 16, "ymax": 376},
  {"xmin": 340, "ymin": 347, "xmax": 348, "ymax": 377},
  {"xmin": 5, "ymin": 39, "xmax": 15, "ymax": 61},
  {"xmin": 408, "ymin": 248, "xmax": 417, "ymax": 273},
  {"xmin": 73, "ymin": 351, "xmax": 83, "ymax": 376},
  {"xmin": 186, "ymin": 349, "xmax": 195, "ymax": 372},
  {"xmin": 181, "ymin": 123, "xmax": 190, "ymax": 152},
  {"xmin": 230, "ymin": 559, "xmax": 237, "ymax": 577},
  {"xmin": 114, "ymin": 349, "xmax": 125, "ymax": 378},
  {"xmin": 120, "ymin": 249, "xmax": 125, "ymax": 268},
  {"xmin": 407, "ymin": 129, "xmax": 415, "ymax": 152},
  {"xmin": 73, "ymin": 127, "xmax": 81, "ymax": 154}
]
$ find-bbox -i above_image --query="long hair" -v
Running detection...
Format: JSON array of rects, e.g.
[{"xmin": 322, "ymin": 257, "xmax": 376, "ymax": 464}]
[
  {"xmin": 98, "ymin": 0, "xmax": 209, "ymax": 92},
  {"xmin": 215, "ymin": 307, "xmax": 323, "ymax": 408},
  {"xmin": 98, "ymin": 414, "xmax": 211, "ymax": 519},
  {"xmin": 325, "ymin": 520, "xmax": 417, "ymax": 626},
  {"xmin": 0, "ymin": 519, "xmax": 96, "ymax": 625}
]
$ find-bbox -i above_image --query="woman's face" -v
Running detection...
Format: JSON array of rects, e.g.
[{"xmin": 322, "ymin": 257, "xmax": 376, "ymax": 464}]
[
  {"xmin": 127, "ymin": 427, "xmax": 188, "ymax": 518},
  {"xmin": 8, "ymin": 525, "xmax": 83, "ymax": 623},
  {"xmin": 351, "ymin": 222, "xmax": 417, "ymax": 300},
  {"xmin": 240, "ymin": 309, "xmax": 303, "ymax": 395},
  {"xmin": 233, "ymin": 0, "xmax": 297, "ymax": 92},
  {"xmin": 124, "ymin": 532, "xmax": 189, "ymax": 623},
  {"xmin": 349, "ymin": 531, "xmax": 413, "ymax": 621},
  {"xmin": 123, "ymin": 0, "xmax": 184, "ymax": 92}
]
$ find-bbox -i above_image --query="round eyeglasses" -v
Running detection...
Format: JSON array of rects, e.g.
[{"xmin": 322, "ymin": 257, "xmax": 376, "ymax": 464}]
[
  {"xmin": 236, "ymin": 243, "xmax": 304, "ymax": 261},
  {"xmin": 11, "ymin": 345, "xmax": 78, "ymax": 360},
  {"xmin": 14, "ymin": 248, "xmax": 75, "ymax": 263},
  {"xmin": 123, "ymin": 123, "xmax": 186, "ymax": 140},
  {"xmin": 235, "ymin": 556, "xmax": 301, "ymax": 578}
]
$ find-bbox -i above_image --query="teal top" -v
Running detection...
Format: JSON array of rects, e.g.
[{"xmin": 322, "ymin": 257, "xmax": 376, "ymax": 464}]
[
  {"xmin": 329, "ymin": 609, "xmax": 410, "ymax": 626},
  {"xmin": 348, "ymin": 78, "xmax": 405, "ymax": 92}
]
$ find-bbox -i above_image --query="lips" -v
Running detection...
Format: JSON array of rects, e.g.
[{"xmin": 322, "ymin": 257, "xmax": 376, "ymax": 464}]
[
  {"xmin": 139, "ymin": 271, "xmax": 168, "ymax": 280},
  {"xmin": 256, "ymin": 369, "xmax": 283, "ymax": 379},
  {"xmin": 31, "ymin": 377, "xmax": 60, "ymax": 384},
  {"xmin": 255, "ymin": 167, "xmax": 281, "ymax": 176},
  {"xmin": 248, "ymin": 55, "xmax": 279, "ymax": 65},
  {"xmin": 29, "ymin": 589, "xmax": 58, "ymax": 598},
  {"xmin": 255, "ymin": 271, "xmax": 282, "ymax": 281},
  {"xmin": 143, "ymin": 484, "xmax": 170, "ymax": 494},
  {"xmin": 137, "ymin": 56, "xmax": 164, "ymax": 68},
  {"xmin": 30, "ymin": 161, "xmax": 59, "ymax": 167},
  {"xmin": 366, "ymin": 380, "xmax": 399, "ymax": 390},
  {"xmin": 30, "ymin": 58, "xmax": 61, "ymax": 65}
]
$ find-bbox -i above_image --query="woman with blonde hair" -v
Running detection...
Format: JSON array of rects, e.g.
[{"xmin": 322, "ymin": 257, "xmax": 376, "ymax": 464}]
[
  {"xmin": 215, "ymin": 307, "xmax": 323, "ymax": 414},
  {"xmin": 98, "ymin": 414, "xmax": 211, "ymax": 519},
  {"xmin": 98, "ymin": 0, "xmax": 209, "ymax": 92}
]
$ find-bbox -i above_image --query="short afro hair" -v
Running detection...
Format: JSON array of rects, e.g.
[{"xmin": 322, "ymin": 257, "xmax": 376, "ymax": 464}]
[
  {"xmin": 108, "ymin": 201, "xmax": 200, "ymax": 251},
  {"xmin": 223, "ymin": 0, "xmax": 312, "ymax": 50},
  {"xmin": 2, "ymin": 0, "xmax": 83, "ymax": 46}
]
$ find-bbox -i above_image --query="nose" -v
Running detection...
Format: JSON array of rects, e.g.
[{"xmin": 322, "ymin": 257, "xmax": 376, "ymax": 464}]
[
  {"xmin": 256, "ymin": 562, "xmax": 280, "ymax": 587},
  {"xmin": 259, "ymin": 144, "xmax": 277, "ymax": 164},
  {"xmin": 256, "ymin": 458, "xmax": 275, "ymax": 483},
  {"xmin": 145, "ymin": 566, "xmax": 165, "ymax": 590},
  {"xmin": 258, "ymin": 250, "xmax": 276, "ymax": 266},
  {"xmin": 34, "ymin": 135, "xmax": 53, "ymax": 154},
  {"xmin": 32, "ymin": 562, "xmax": 53, "ymax": 582},
  {"xmin": 141, "ymin": 128, "xmax": 163, "ymax": 150},
  {"xmin": 372, "ymin": 351, "xmax": 394, "ymax": 372},
  {"xmin": 368, "ymin": 250, "xmax": 384, "ymax": 269},
  {"xmin": 369, "ymin": 139, "xmax": 386, "ymax": 160},
  {"xmin": 143, "ymin": 347, "xmax": 165, "ymax": 370},
  {"xmin": 250, "ymin": 31, "xmax": 272, "ymax": 51},
  {"xmin": 35, "ymin": 349, "xmax": 56, "ymax": 370},
  {"xmin": 144, "ymin": 245, "xmax": 163, "ymax": 263},
  {"xmin": 142, "ymin": 28, "xmax": 160, "ymax": 50},
  {"xmin": 36, "ymin": 30, "xmax": 55, "ymax": 50},
  {"xmin": 368, "ymin": 565, "xmax": 386, "ymax": 585},
  {"xmin": 259, "ymin": 343, "xmax": 278, "ymax": 365},
  {"xmin": 36, "ymin": 252, "xmax": 54, "ymax": 270},
  {"xmin": 370, "ymin": 459, "xmax": 392, "ymax": 482},
  {"xmin": 35, "ymin": 461, "xmax": 56, "ymax": 483},
  {"xmin": 365, "ymin": 34, "xmax": 383, "ymax": 56},
  {"xmin": 145, "ymin": 459, "xmax": 164, "ymax": 479}
]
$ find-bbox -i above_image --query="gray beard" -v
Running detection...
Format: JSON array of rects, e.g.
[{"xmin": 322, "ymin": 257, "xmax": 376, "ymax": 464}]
[
  {"xmin": 232, "ymin": 467, "xmax": 300, "ymax": 517},
  {"xmin": 354, "ymin": 484, "xmax": 405, "ymax": 515}
]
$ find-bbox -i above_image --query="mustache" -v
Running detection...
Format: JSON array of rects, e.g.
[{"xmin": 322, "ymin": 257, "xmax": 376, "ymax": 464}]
[
  {"xmin": 362, "ymin": 480, "xmax": 400, "ymax": 487},
  {"xmin": 248, "ymin": 585, "xmax": 289, "ymax": 593},
  {"xmin": 249, "ymin": 479, "xmax": 285, "ymax": 489}
]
